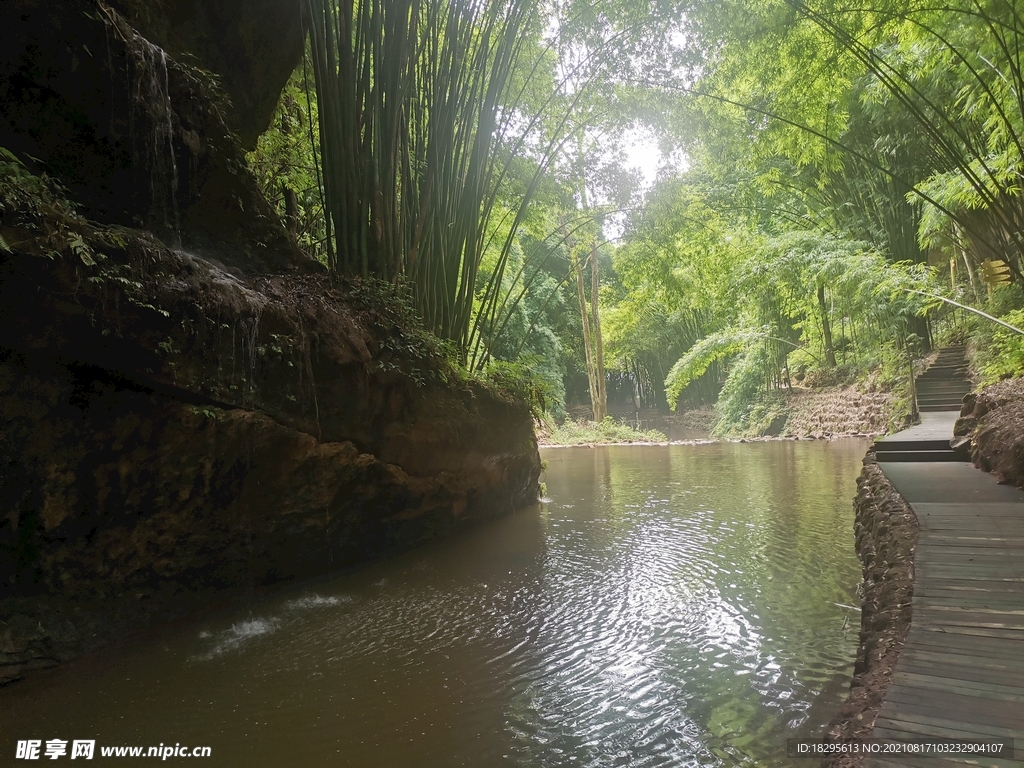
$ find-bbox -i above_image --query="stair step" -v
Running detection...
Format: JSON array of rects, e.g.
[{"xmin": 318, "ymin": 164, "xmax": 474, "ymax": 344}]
[
  {"xmin": 875, "ymin": 449, "xmax": 966, "ymax": 462},
  {"xmin": 873, "ymin": 438, "xmax": 958, "ymax": 451},
  {"xmin": 913, "ymin": 348, "xmax": 972, "ymax": 416}
]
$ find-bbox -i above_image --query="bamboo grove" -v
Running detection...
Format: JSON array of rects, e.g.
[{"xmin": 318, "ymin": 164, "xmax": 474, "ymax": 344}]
[
  {"xmin": 245, "ymin": 0, "xmax": 1024, "ymax": 431},
  {"xmin": 303, "ymin": 0, "xmax": 620, "ymax": 366}
]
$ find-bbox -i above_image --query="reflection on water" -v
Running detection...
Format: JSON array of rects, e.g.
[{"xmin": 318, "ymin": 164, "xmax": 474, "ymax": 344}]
[{"xmin": 1, "ymin": 440, "xmax": 866, "ymax": 767}]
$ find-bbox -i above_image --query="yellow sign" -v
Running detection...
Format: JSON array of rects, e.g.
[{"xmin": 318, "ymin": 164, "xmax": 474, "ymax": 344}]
[{"xmin": 980, "ymin": 258, "xmax": 1011, "ymax": 286}]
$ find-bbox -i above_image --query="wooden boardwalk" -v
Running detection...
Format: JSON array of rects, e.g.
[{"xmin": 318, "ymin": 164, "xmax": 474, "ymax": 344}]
[{"xmin": 869, "ymin": 458, "xmax": 1024, "ymax": 768}]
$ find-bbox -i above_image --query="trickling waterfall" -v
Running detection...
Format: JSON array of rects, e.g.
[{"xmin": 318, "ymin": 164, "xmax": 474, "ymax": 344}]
[{"xmin": 128, "ymin": 33, "xmax": 180, "ymax": 245}]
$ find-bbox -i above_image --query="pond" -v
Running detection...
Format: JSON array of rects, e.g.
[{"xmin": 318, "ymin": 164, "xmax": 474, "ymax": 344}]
[{"xmin": 1, "ymin": 440, "xmax": 867, "ymax": 767}]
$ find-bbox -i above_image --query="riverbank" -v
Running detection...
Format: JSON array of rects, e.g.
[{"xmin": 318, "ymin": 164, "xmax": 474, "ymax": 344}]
[
  {"xmin": 540, "ymin": 382, "xmax": 900, "ymax": 447},
  {"xmin": 822, "ymin": 373, "xmax": 1024, "ymax": 765},
  {"xmin": 822, "ymin": 452, "xmax": 918, "ymax": 767}
]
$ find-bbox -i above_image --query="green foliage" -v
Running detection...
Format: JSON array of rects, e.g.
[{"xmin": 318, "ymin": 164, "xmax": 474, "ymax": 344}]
[
  {"xmin": 247, "ymin": 66, "xmax": 326, "ymax": 262},
  {"xmin": 607, "ymin": 158, "xmax": 941, "ymax": 429},
  {"xmin": 710, "ymin": 343, "xmax": 775, "ymax": 435},
  {"xmin": 482, "ymin": 360, "xmax": 549, "ymax": 419},
  {"xmin": 547, "ymin": 416, "xmax": 667, "ymax": 445},
  {"xmin": 0, "ymin": 147, "xmax": 113, "ymax": 268},
  {"xmin": 0, "ymin": 148, "xmax": 76, "ymax": 222},
  {"xmin": 971, "ymin": 286, "xmax": 1024, "ymax": 385},
  {"xmin": 976, "ymin": 316, "xmax": 1024, "ymax": 384},
  {"xmin": 665, "ymin": 328, "xmax": 763, "ymax": 408}
]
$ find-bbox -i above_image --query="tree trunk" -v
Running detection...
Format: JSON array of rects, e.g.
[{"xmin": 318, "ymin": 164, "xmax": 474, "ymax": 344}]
[
  {"xmin": 590, "ymin": 245, "xmax": 607, "ymax": 421},
  {"xmin": 908, "ymin": 315, "xmax": 932, "ymax": 354},
  {"xmin": 283, "ymin": 186, "xmax": 299, "ymax": 239},
  {"xmin": 817, "ymin": 284, "xmax": 837, "ymax": 368},
  {"xmin": 574, "ymin": 253, "xmax": 600, "ymax": 418}
]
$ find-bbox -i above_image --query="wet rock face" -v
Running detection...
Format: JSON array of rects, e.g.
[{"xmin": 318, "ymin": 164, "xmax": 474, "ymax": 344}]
[
  {"xmin": 0, "ymin": 224, "xmax": 541, "ymax": 682},
  {"xmin": 0, "ymin": 0, "xmax": 541, "ymax": 683},
  {"xmin": 0, "ymin": 357, "xmax": 538, "ymax": 597},
  {"xmin": 0, "ymin": 0, "xmax": 311, "ymax": 273},
  {"xmin": 108, "ymin": 0, "xmax": 304, "ymax": 150},
  {"xmin": 0, "ymin": 219, "xmax": 541, "ymax": 600}
]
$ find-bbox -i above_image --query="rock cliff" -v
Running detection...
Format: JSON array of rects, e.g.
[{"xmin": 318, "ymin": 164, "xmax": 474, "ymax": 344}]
[{"xmin": 0, "ymin": 0, "xmax": 541, "ymax": 684}]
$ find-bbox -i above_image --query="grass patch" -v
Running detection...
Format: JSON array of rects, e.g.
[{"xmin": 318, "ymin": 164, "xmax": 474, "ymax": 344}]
[{"xmin": 545, "ymin": 416, "xmax": 667, "ymax": 445}]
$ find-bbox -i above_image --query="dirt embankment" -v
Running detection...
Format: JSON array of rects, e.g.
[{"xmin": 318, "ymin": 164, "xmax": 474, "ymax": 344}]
[
  {"xmin": 956, "ymin": 377, "xmax": 1024, "ymax": 487},
  {"xmin": 548, "ymin": 385, "xmax": 900, "ymax": 447},
  {"xmin": 821, "ymin": 454, "xmax": 918, "ymax": 768},
  {"xmin": 778, "ymin": 386, "xmax": 900, "ymax": 438}
]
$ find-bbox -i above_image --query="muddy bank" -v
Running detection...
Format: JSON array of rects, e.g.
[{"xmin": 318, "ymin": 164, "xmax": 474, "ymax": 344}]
[{"xmin": 821, "ymin": 453, "xmax": 918, "ymax": 767}]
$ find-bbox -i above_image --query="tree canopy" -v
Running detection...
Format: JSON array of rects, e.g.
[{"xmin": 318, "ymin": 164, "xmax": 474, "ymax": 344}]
[{"xmin": 248, "ymin": 0, "xmax": 1024, "ymax": 431}]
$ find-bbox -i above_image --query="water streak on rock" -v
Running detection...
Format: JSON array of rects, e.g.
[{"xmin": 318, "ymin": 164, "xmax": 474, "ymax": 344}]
[{"xmin": 129, "ymin": 33, "xmax": 180, "ymax": 244}]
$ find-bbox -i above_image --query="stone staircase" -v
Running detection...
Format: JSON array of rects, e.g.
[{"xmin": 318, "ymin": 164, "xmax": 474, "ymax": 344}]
[
  {"xmin": 915, "ymin": 344, "xmax": 971, "ymax": 412},
  {"xmin": 872, "ymin": 346, "xmax": 972, "ymax": 462}
]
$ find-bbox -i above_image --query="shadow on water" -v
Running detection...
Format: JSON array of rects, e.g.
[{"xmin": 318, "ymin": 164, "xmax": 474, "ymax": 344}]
[{"xmin": 1, "ymin": 439, "xmax": 867, "ymax": 767}]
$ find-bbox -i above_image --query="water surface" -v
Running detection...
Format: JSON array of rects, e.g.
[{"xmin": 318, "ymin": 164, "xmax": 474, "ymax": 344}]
[{"xmin": 1, "ymin": 440, "xmax": 866, "ymax": 766}]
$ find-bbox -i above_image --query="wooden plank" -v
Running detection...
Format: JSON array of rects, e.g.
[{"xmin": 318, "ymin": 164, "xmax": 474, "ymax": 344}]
[
  {"xmin": 917, "ymin": 525, "xmax": 1024, "ymax": 534},
  {"xmin": 904, "ymin": 633, "xmax": 1024, "ymax": 659},
  {"xmin": 916, "ymin": 546, "xmax": 1024, "ymax": 555},
  {"xmin": 919, "ymin": 578, "xmax": 1024, "ymax": 595},
  {"xmin": 891, "ymin": 671, "xmax": 1024, "ymax": 701},
  {"xmin": 913, "ymin": 626, "xmax": 1024, "ymax": 643},
  {"xmin": 916, "ymin": 549, "xmax": 1024, "ymax": 562},
  {"xmin": 913, "ymin": 503, "xmax": 1024, "ymax": 515},
  {"xmin": 883, "ymin": 687, "xmax": 1024, "ymax": 727},
  {"xmin": 915, "ymin": 567, "xmax": 1024, "ymax": 582},
  {"xmin": 915, "ymin": 604, "xmax": 1024, "ymax": 617},
  {"xmin": 916, "ymin": 559, "xmax": 1024, "ymax": 570},
  {"xmin": 913, "ymin": 594, "xmax": 1024, "ymax": 610},
  {"xmin": 900, "ymin": 651, "xmax": 1023, "ymax": 671},
  {"xmin": 913, "ymin": 617, "xmax": 1024, "ymax": 631},
  {"xmin": 875, "ymin": 709, "xmax": 1024, "ymax": 740},
  {"xmin": 926, "ymin": 536, "xmax": 1024, "ymax": 546},
  {"xmin": 900, "ymin": 660, "xmax": 1024, "ymax": 689}
]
